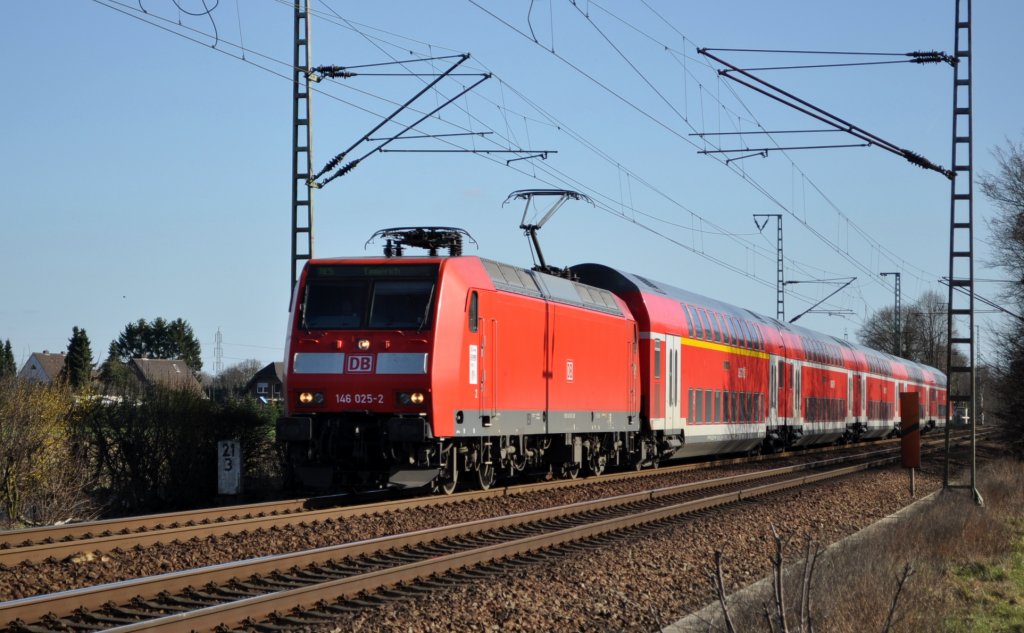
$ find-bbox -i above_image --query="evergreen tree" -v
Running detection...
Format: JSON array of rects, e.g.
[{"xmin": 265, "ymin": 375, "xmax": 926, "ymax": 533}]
[
  {"xmin": 0, "ymin": 339, "xmax": 15, "ymax": 377},
  {"xmin": 105, "ymin": 317, "xmax": 203, "ymax": 376},
  {"xmin": 167, "ymin": 318, "xmax": 202, "ymax": 373},
  {"xmin": 61, "ymin": 327, "xmax": 94, "ymax": 389}
]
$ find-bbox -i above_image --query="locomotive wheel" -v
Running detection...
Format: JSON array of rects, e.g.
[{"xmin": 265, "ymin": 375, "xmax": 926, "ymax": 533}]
[
  {"xmin": 437, "ymin": 475, "xmax": 458, "ymax": 495},
  {"xmin": 587, "ymin": 436, "xmax": 607, "ymax": 475},
  {"xmin": 433, "ymin": 445, "xmax": 459, "ymax": 495},
  {"xmin": 477, "ymin": 462, "xmax": 496, "ymax": 490}
]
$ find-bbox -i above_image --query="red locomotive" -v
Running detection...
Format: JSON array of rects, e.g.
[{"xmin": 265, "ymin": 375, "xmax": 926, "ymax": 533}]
[{"xmin": 277, "ymin": 226, "xmax": 946, "ymax": 492}]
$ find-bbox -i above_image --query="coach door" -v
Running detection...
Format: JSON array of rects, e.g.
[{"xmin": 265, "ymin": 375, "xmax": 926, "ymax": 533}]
[
  {"xmin": 852, "ymin": 374, "xmax": 862, "ymax": 420},
  {"xmin": 665, "ymin": 334, "xmax": 681, "ymax": 429},
  {"xmin": 769, "ymin": 360, "xmax": 778, "ymax": 423},
  {"xmin": 649, "ymin": 334, "xmax": 666, "ymax": 430},
  {"xmin": 794, "ymin": 366, "xmax": 802, "ymax": 422},
  {"xmin": 776, "ymin": 360, "xmax": 792, "ymax": 424}
]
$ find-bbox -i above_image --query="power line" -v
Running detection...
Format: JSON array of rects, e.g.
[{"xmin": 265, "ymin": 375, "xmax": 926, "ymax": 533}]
[{"xmin": 95, "ymin": 0, "xmax": 870, "ymax": 318}]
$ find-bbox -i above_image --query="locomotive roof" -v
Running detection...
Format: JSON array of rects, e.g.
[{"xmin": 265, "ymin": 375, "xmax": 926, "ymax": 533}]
[
  {"xmin": 479, "ymin": 257, "xmax": 627, "ymax": 317},
  {"xmin": 302, "ymin": 255, "xmax": 629, "ymax": 319},
  {"xmin": 571, "ymin": 263, "xmax": 945, "ymax": 386}
]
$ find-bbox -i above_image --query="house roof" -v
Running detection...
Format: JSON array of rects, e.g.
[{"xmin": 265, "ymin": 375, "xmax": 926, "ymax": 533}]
[
  {"xmin": 244, "ymin": 362, "xmax": 285, "ymax": 392},
  {"xmin": 129, "ymin": 358, "xmax": 203, "ymax": 392},
  {"xmin": 18, "ymin": 351, "xmax": 67, "ymax": 381}
]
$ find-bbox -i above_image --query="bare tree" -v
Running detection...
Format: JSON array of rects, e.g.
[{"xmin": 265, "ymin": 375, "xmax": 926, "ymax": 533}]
[
  {"xmin": 858, "ymin": 290, "xmax": 953, "ymax": 369},
  {"xmin": 979, "ymin": 136, "xmax": 1024, "ymax": 307},
  {"xmin": 979, "ymin": 134, "xmax": 1024, "ymax": 453}
]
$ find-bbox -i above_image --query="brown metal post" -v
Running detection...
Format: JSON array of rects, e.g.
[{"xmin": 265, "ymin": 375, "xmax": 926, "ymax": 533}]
[{"xmin": 900, "ymin": 392, "xmax": 920, "ymax": 498}]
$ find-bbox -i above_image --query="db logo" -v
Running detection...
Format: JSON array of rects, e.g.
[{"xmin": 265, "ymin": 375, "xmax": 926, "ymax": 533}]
[{"xmin": 346, "ymin": 355, "xmax": 374, "ymax": 373}]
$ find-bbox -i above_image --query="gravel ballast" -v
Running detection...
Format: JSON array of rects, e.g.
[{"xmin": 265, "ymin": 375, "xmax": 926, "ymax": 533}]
[{"xmin": 0, "ymin": 460, "xmax": 942, "ymax": 633}]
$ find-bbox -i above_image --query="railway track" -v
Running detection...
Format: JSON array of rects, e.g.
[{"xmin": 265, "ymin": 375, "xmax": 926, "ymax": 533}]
[
  {"xmin": 0, "ymin": 437, "xmax": 917, "ymax": 568},
  {"xmin": 0, "ymin": 448, "xmax": 922, "ymax": 632}
]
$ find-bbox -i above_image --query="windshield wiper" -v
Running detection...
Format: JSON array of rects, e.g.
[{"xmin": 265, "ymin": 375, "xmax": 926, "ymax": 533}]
[{"xmin": 417, "ymin": 284, "xmax": 436, "ymax": 334}]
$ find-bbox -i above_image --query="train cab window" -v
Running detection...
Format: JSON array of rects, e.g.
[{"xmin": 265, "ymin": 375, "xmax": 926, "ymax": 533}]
[
  {"xmin": 302, "ymin": 264, "xmax": 438, "ymax": 330},
  {"xmin": 368, "ymin": 280, "xmax": 436, "ymax": 329},
  {"xmin": 687, "ymin": 306, "xmax": 704, "ymax": 340},
  {"xmin": 302, "ymin": 279, "xmax": 369, "ymax": 329},
  {"xmin": 468, "ymin": 291, "xmax": 478, "ymax": 333}
]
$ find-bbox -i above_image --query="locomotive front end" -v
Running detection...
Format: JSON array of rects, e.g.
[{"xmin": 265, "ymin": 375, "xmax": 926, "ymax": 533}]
[{"xmin": 278, "ymin": 260, "xmax": 441, "ymax": 490}]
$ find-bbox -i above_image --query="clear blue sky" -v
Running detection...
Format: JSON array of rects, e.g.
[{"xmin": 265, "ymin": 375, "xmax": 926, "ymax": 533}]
[{"xmin": 2, "ymin": 1, "xmax": 1021, "ymax": 373}]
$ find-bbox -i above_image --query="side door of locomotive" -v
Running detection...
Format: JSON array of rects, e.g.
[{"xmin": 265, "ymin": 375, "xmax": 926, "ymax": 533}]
[{"xmin": 467, "ymin": 289, "xmax": 497, "ymax": 424}]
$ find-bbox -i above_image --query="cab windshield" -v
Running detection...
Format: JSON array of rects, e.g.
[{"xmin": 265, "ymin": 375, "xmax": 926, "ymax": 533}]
[{"xmin": 301, "ymin": 264, "xmax": 438, "ymax": 330}]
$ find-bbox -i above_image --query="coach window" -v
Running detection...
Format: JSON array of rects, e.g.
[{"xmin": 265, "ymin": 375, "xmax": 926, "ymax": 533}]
[
  {"xmin": 687, "ymin": 306, "xmax": 704, "ymax": 340},
  {"xmin": 714, "ymin": 390, "xmax": 722, "ymax": 422},
  {"xmin": 735, "ymin": 320, "xmax": 749, "ymax": 349},
  {"xmin": 468, "ymin": 291, "xmax": 478, "ymax": 333},
  {"xmin": 753, "ymin": 327, "xmax": 764, "ymax": 351},
  {"xmin": 695, "ymin": 389, "xmax": 704, "ymax": 423},
  {"xmin": 654, "ymin": 340, "xmax": 662, "ymax": 379},
  {"xmin": 704, "ymin": 390, "xmax": 713, "ymax": 423},
  {"xmin": 742, "ymin": 321, "xmax": 756, "ymax": 350},
  {"xmin": 719, "ymin": 317, "xmax": 733, "ymax": 346},
  {"xmin": 708, "ymin": 312, "xmax": 722, "ymax": 343},
  {"xmin": 682, "ymin": 304, "xmax": 695, "ymax": 337},
  {"xmin": 688, "ymin": 388, "xmax": 695, "ymax": 421},
  {"xmin": 697, "ymin": 310, "xmax": 713, "ymax": 342}
]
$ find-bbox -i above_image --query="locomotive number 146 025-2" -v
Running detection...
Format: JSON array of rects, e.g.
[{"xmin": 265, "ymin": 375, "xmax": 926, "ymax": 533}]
[{"xmin": 336, "ymin": 393, "xmax": 385, "ymax": 405}]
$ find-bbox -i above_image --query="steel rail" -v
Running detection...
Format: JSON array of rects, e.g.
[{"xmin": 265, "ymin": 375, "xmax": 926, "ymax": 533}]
[
  {"xmin": 96, "ymin": 458, "xmax": 895, "ymax": 631},
  {"xmin": 0, "ymin": 437, "xmax": 931, "ymax": 567},
  {"xmin": 0, "ymin": 440, "xmax": 865, "ymax": 547},
  {"xmin": 1, "ymin": 452, "xmax": 902, "ymax": 629}
]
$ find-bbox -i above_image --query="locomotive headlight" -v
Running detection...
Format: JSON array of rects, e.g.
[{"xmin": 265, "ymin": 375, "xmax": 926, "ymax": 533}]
[
  {"xmin": 357, "ymin": 338, "xmax": 371, "ymax": 350},
  {"xmin": 299, "ymin": 392, "xmax": 314, "ymax": 404},
  {"xmin": 397, "ymin": 391, "xmax": 426, "ymax": 406}
]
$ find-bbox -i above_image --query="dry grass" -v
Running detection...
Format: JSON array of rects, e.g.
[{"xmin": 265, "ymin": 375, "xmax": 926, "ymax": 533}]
[{"xmin": 714, "ymin": 459, "xmax": 1024, "ymax": 633}]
